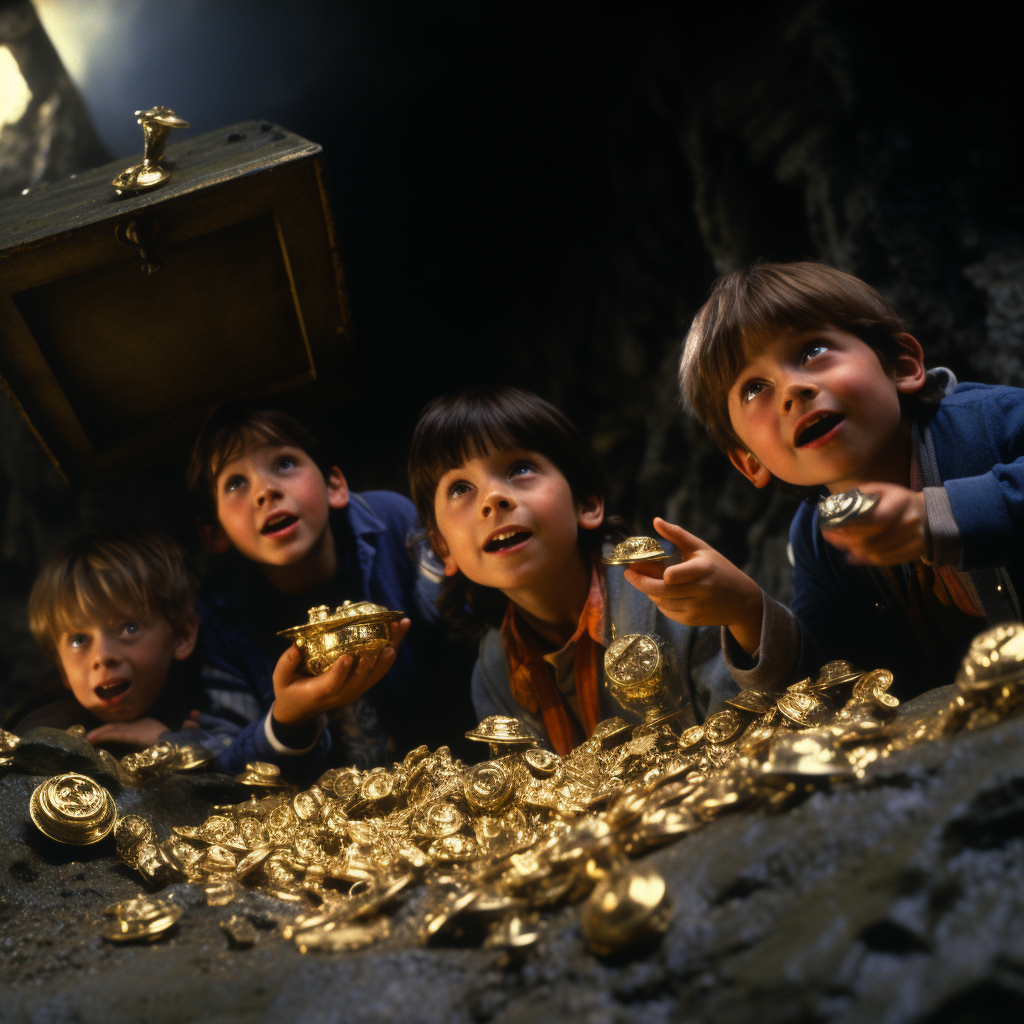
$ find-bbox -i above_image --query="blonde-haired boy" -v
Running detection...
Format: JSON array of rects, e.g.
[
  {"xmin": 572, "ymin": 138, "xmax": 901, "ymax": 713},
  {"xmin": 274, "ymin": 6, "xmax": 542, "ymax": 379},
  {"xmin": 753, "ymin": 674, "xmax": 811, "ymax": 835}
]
[{"xmin": 19, "ymin": 530, "xmax": 204, "ymax": 746}]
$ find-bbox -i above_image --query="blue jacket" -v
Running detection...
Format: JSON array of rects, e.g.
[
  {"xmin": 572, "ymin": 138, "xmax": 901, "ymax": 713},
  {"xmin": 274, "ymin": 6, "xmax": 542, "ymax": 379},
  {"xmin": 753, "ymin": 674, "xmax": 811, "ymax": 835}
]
[
  {"xmin": 471, "ymin": 551, "xmax": 738, "ymax": 748},
  {"xmin": 196, "ymin": 491, "xmax": 467, "ymax": 774},
  {"xmin": 729, "ymin": 377, "xmax": 1024, "ymax": 699}
]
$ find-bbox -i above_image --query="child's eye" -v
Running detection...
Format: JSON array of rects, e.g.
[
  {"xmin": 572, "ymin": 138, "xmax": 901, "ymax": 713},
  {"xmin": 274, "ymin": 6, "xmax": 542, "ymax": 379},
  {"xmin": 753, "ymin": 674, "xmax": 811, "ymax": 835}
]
[
  {"xmin": 68, "ymin": 634, "xmax": 88, "ymax": 649},
  {"xmin": 741, "ymin": 380, "xmax": 767, "ymax": 403},
  {"xmin": 802, "ymin": 343, "xmax": 828, "ymax": 363},
  {"xmin": 447, "ymin": 481, "xmax": 471, "ymax": 499},
  {"xmin": 120, "ymin": 622, "xmax": 140, "ymax": 637},
  {"xmin": 224, "ymin": 474, "xmax": 246, "ymax": 492},
  {"xmin": 275, "ymin": 456, "xmax": 296, "ymax": 471},
  {"xmin": 509, "ymin": 461, "xmax": 535, "ymax": 479}
]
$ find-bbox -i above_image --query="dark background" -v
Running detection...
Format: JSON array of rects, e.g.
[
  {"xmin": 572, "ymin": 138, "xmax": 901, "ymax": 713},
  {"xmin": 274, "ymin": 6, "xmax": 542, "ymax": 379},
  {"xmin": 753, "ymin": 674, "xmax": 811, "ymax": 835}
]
[{"xmin": 2, "ymin": 0, "xmax": 1023, "ymax": 716}]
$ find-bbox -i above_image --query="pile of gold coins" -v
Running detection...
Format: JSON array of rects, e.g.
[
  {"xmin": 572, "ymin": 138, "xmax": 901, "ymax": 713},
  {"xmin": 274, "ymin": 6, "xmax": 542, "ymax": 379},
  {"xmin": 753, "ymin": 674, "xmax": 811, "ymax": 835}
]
[{"xmin": 18, "ymin": 623, "xmax": 1024, "ymax": 956}]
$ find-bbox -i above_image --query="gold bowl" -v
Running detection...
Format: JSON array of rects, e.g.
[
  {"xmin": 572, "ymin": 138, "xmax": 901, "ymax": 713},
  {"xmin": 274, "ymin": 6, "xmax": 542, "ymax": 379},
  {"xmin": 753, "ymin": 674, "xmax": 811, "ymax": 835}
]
[{"xmin": 278, "ymin": 601, "xmax": 405, "ymax": 675}]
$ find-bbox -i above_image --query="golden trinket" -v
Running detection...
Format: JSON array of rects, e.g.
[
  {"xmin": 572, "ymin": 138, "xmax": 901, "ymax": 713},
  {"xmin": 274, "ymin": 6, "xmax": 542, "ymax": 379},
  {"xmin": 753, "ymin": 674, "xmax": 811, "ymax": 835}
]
[{"xmin": 278, "ymin": 602, "xmax": 405, "ymax": 675}]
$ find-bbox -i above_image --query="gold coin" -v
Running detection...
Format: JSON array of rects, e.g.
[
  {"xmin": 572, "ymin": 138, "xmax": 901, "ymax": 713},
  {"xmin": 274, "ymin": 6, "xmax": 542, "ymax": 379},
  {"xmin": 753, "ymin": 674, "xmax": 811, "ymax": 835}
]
[
  {"xmin": 524, "ymin": 748, "xmax": 559, "ymax": 776},
  {"xmin": 580, "ymin": 865, "xmax": 671, "ymax": 956},
  {"xmin": 30, "ymin": 773, "xmax": 117, "ymax": 844},
  {"xmin": 725, "ymin": 690, "xmax": 775, "ymax": 715},
  {"xmin": 463, "ymin": 761, "xmax": 515, "ymax": 813},
  {"xmin": 703, "ymin": 710, "xmax": 743, "ymax": 745},
  {"xmin": 678, "ymin": 725, "xmax": 704, "ymax": 750},
  {"xmin": 114, "ymin": 815, "xmax": 153, "ymax": 865}
]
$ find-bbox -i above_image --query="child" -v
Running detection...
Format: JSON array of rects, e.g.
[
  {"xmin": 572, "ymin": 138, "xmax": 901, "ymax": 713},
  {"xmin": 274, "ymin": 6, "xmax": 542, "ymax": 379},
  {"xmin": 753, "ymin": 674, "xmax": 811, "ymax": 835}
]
[
  {"xmin": 629, "ymin": 260, "xmax": 1024, "ymax": 699},
  {"xmin": 407, "ymin": 385, "xmax": 736, "ymax": 754},
  {"xmin": 16, "ymin": 530, "xmax": 211, "ymax": 747},
  {"xmin": 189, "ymin": 404, "xmax": 476, "ymax": 773}
]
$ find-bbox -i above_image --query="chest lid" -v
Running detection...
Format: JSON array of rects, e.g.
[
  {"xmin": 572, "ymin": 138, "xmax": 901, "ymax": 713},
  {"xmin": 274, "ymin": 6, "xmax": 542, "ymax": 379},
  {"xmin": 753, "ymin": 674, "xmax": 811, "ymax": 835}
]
[{"xmin": 0, "ymin": 117, "xmax": 352, "ymax": 486}]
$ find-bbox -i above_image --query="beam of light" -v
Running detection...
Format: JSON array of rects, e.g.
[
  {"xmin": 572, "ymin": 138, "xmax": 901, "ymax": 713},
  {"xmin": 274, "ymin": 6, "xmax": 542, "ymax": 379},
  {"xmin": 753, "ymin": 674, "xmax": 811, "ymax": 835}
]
[{"xmin": 0, "ymin": 45, "xmax": 32, "ymax": 128}]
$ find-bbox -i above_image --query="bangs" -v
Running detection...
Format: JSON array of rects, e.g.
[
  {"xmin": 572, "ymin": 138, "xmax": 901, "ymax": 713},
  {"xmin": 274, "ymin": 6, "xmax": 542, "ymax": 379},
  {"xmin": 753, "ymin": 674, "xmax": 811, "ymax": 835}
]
[
  {"xmin": 680, "ymin": 261, "xmax": 905, "ymax": 451},
  {"xmin": 188, "ymin": 405, "xmax": 323, "ymax": 523},
  {"xmin": 29, "ymin": 530, "xmax": 197, "ymax": 662},
  {"xmin": 205, "ymin": 422, "xmax": 297, "ymax": 486},
  {"xmin": 408, "ymin": 386, "xmax": 608, "ymax": 531},
  {"xmin": 52, "ymin": 561, "xmax": 151, "ymax": 636}
]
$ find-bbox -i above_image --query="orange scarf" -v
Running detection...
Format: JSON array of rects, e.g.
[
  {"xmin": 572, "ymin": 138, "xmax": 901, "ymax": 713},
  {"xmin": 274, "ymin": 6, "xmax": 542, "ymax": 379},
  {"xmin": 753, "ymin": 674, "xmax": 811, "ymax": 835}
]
[{"xmin": 500, "ymin": 565, "xmax": 605, "ymax": 755}]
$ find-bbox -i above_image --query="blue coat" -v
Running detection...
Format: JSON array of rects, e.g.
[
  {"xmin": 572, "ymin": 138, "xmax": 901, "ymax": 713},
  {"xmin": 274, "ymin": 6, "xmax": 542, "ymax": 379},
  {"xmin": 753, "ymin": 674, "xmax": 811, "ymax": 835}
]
[{"xmin": 767, "ymin": 378, "xmax": 1024, "ymax": 698}]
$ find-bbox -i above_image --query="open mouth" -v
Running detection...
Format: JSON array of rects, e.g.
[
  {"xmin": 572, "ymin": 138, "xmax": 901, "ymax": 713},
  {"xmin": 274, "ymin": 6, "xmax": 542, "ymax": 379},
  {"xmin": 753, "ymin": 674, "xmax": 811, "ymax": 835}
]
[
  {"xmin": 484, "ymin": 529, "xmax": 532, "ymax": 553},
  {"xmin": 95, "ymin": 679, "xmax": 130, "ymax": 701},
  {"xmin": 796, "ymin": 412, "xmax": 844, "ymax": 448},
  {"xmin": 262, "ymin": 512, "xmax": 298, "ymax": 535}
]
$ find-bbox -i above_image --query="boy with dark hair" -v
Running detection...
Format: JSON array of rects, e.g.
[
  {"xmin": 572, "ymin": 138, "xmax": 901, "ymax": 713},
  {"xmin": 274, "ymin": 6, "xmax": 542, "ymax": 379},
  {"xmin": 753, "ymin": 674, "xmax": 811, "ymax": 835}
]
[
  {"xmin": 189, "ymin": 403, "xmax": 473, "ymax": 773},
  {"xmin": 409, "ymin": 386, "xmax": 736, "ymax": 752},
  {"xmin": 627, "ymin": 261, "xmax": 1024, "ymax": 699}
]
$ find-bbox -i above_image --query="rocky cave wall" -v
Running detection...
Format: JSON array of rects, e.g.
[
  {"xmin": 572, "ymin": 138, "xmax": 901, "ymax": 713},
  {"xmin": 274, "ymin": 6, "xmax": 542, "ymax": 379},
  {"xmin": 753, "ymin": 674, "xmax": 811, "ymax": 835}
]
[{"xmin": 1, "ymin": 1, "xmax": 1022, "ymax": 715}]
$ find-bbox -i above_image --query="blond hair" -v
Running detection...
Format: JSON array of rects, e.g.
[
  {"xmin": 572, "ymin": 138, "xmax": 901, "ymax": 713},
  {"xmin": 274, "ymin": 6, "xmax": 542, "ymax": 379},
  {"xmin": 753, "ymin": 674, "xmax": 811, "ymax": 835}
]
[
  {"xmin": 679, "ymin": 261, "xmax": 909, "ymax": 451},
  {"xmin": 29, "ymin": 530, "xmax": 197, "ymax": 663}
]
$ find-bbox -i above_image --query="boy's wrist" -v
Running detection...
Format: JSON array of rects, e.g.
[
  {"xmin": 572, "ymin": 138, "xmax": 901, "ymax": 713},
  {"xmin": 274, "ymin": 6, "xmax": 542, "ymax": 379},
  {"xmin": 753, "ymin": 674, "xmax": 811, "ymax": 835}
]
[
  {"xmin": 727, "ymin": 582, "xmax": 764, "ymax": 656},
  {"xmin": 265, "ymin": 704, "xmax": 324, "ymax": 754}
]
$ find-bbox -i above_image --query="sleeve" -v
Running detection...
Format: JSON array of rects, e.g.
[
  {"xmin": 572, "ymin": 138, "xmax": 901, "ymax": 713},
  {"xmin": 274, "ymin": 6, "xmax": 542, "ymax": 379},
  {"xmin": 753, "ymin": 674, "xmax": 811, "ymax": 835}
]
[
  {"xmin": 212, "ymin": 710, "xmax": 331, "ymax": 776},
  {"xmin": 720, "ymin": 509, "xmax": 827, "ymax": 691},
  {"xmin": 720, "ymin": 589, "xmax": 810, "ymax": 692},
  {"xmin": 940, "ymin": 390, "xmax": 1024, "ymax": 570}
]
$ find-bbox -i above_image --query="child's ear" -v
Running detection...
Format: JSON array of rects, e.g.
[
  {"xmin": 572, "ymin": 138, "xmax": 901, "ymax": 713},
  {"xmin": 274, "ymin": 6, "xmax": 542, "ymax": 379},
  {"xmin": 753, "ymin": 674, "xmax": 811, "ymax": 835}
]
[
  {"xmin": 196, "ymin": 516, "xmax": 231, "ymax": 554},
  {"xmin": 892, "ymin": 333, "xmax": 927, "ymax": 394},
  {"xmin": 728, "ymin": 448, "xmax": 773, "ymax": 489},
  {"xmin": 326, "ymin": 466, "xmax": 350, "ymax": 510},
  {"xmin": 577, "ymin": 492, "xmax": 605, "ymax": 531},
  {"xmin": 173, "ymin": 614, "xmax": 200, "ymax": 661},
  {"xmin": 429, "ymin": 530, "xmax": 460, "ymax": 577}
]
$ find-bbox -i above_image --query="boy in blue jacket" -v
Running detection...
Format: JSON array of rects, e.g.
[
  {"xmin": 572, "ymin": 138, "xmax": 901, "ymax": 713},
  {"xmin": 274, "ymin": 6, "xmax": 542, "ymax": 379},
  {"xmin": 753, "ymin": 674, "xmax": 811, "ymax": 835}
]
[
  {"xmin": 627, "ymin": 261, "xmax": 1023, "ymax": 699},
  {"xmin": 189, "ymin": 405, "xmax": 474, "ymax": 774}
]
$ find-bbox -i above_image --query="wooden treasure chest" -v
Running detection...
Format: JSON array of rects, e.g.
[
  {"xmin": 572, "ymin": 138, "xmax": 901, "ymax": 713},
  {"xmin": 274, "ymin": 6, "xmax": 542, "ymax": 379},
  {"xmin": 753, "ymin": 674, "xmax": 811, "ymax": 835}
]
[{"xmin": 0, "ymin": 112, "xmax": 352, "ymax": 486}]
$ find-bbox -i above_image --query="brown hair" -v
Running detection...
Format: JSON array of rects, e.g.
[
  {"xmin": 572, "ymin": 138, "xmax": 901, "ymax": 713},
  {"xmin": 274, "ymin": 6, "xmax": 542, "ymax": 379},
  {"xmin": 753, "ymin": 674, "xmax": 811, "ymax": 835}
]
[
  {"xmin": 187, "ymin": 404, "xmax": 331, "ymax": 524},
  {"xmin": 679, "ymin": 261, "xmax": 934, "ymax": 452},
  {"xmin": 409, "ymin": 386, "xmax": 621, "ymax": 634},
  {"xmin": 29, "ymin": 530, "xmax": 198, "ymax": 664}
]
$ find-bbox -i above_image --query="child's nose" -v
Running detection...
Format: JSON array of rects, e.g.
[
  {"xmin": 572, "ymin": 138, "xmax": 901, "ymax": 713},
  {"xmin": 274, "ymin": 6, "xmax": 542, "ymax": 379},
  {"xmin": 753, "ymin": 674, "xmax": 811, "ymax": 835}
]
[
  {"xmin": 254, "ymin": 475, "xmax": 283, "ymax": 505},
  {"xmin": 480, "ymin": 490, "xmax": 513, "ymax": 516},
  {"xmin": 93, "ymin": 639, "xmax": 122, "ymax": 667},
  {"xmin": 781, "ymin": 380, "xmax": 818, "ymax": 412}
]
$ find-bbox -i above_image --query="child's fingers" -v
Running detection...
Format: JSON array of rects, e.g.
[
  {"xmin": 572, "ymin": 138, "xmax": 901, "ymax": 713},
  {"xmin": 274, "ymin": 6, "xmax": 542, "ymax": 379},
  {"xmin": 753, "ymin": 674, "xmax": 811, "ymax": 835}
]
[
  {"xmin": 662, "ymin": 559, "xmax": 713, "ymax": 587},
  {"xmin": 627, "ymin": 561, "xmax": 667, "ymax": 580},
  {"xmin": 623, "ymin": 567, "xmax": 667, "ymax": 598},
  {"xmin": 272, "ymin": 644, "xmax": 304, "ymax": 684},
  {"xmin": 652, "ymin": 517, "xmax": 705, "ymax": 555}
]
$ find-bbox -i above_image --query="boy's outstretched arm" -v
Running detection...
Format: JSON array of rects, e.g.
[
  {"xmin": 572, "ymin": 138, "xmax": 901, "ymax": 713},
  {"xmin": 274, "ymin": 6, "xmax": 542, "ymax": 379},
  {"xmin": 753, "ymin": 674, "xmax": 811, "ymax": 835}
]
[{"xmin": 624, "ymin": 518, "xmax": 764, "ymax": 655}]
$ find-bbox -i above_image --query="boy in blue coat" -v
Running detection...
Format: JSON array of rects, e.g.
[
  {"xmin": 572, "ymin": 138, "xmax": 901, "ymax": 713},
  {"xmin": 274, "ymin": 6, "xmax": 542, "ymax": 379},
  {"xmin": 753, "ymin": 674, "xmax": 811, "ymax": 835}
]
[
  {"xmin": 627, "ymin": 261, "xmax": 1023, "ymax": 699},
  {"xmin": 189, "ymin": 405, "xmax": 474, "ymax": 773}
]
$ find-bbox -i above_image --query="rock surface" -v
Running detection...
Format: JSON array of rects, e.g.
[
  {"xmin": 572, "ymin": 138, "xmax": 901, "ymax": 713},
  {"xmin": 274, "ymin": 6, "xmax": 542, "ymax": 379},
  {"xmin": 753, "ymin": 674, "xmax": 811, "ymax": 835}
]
[{"xmin": 3, "ymin": 703, "xmax": 1024, "ymax": 1023}]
